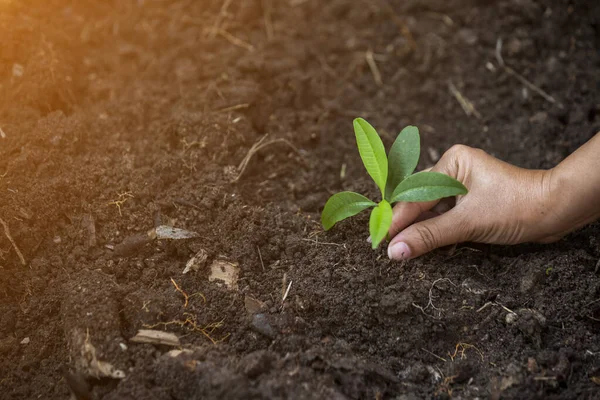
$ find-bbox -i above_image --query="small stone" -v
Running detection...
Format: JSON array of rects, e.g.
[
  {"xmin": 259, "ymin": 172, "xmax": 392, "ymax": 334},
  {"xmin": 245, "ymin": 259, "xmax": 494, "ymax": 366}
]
[
  {"xmin": 520, "ymin": 267, "xmax": 545, "ymax": 293},
  {"xmin": 251, "ymin": 314, "xmax": 276, "ymax": 339},
  {"xmin": 506, "ymin": 37, "xmax": 522, "ymax": 56},
  {"xmin": 505, "ymin": 312, "xmax": 518, "ymax": 325},
  {"xmin": 458, "ymin": 28, "xmax": 478, "ymax": 46},
  {"xmin": 20, "ymin": 337, "xmax": 30, "ymax": 345}
]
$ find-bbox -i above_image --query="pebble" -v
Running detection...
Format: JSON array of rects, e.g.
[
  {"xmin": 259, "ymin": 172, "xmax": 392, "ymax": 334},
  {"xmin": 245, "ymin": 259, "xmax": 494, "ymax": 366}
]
[
  {"xmin": 251, "ymin": 314, "xmax": 276, "ymax": 339},
  {"xmin": 239, "ymin": 350, "xmax": 274, "ymax": 378}
]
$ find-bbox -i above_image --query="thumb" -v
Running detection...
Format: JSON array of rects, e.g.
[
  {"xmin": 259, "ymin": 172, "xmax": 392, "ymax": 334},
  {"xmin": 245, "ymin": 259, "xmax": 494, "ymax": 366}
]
[{"xmin": 387, "ymin": 208, "xmax": 470, "ymax": 260}]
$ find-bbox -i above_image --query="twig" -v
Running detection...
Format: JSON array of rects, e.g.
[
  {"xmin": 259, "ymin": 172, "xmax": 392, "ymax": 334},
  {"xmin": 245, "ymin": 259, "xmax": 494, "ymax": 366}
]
[
  {"xmin": 282, "ymin": 280, "xmax": 293, "ymax": 303},
  {"xmin": 207, "ymin": 0, "xmax": 232, "ymax": 39},
  {"xmin": 170, "ymin": 278, "xmax": 189, "ymax": 308},
  {"xmin": 301, "ymin": 238, "xmax": 346, "ymax": 248},
  {"xmin": 0, "ymin": 217, "xmax": 26, "ymax": 266},
  {"xmin": 217, "ymin": 28, "xmax": 255, "ymax": 52},
  {"xmin": 257, "ymin": 246, "xmax": 265, "ymax": 271},
  {"xmin": 426, "ymin": 278, "xmax": 456, "ymax": 312},
  {"xmin": 586, "ymin": 298, "xmax": 600, "ymax": 307},
  {"xmin": 232, "ymin": 134, "xmax": 300, "ymax": 182},
  {"xmin": 188, "ymin": 292, "xmax": 206, "ymax": 303},
  {"xmin": 421, "ymin": 348, "xmax": 448, "ymax": 362},
  {"xmin": 262, "ymin": 0, "xmax": 274, "ymax": 41},
  {"xmin": 448, "ymin": 81, "xmax": 482, "ymax": 119},
  {"xmin": 495, "ymin": 302, "xmax": 515, "ymax": 314},
  {"xmin": 216, "ymin": 103, "xmax": 250, "ymax": 113},
  {"xmin": 449, "ymin": 342, "xmax": 484, "ymax": 362},
  {"xmin": 365, "ymin": 49, "xmax": 383, "ymax": 86},
  {"xmin": 495, "ymin": 38, "xmax": 562, "ymax": 108},
  {"xmin": 476, "ymin": 302, "xmax": 493, "ymax": 313}
]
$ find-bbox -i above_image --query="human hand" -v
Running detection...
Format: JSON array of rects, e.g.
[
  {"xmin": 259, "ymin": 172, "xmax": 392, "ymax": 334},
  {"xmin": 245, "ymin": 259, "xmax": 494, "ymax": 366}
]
[{"xmin": 387, "ymin": 144, "xmax": 569, "ymax": 260}]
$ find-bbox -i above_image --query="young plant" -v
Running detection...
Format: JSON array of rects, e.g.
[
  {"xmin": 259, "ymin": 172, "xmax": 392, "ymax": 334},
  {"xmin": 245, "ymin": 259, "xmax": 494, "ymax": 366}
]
[{"xmin": 321, "ymin": 118, "xmax": 468, "ymax": 249}]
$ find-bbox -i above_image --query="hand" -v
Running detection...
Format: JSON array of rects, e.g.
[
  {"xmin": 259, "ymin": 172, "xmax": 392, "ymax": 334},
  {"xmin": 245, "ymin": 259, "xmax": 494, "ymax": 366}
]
[{"xmin": 386, "ymin": 140, "xmax": 600, "ymax": 260}]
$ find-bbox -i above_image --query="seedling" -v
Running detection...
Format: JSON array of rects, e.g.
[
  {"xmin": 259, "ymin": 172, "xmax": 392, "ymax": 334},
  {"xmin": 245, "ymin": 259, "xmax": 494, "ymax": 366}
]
[{"xmin": 321, "ymin": 118, "xmax": 468, "ymax": 249}]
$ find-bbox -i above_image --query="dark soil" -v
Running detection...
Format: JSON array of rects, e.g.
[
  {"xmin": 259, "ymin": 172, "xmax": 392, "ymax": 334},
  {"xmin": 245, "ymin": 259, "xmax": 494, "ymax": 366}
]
[{"xmin": 1, "ymin": 0, "xmax": 600, "ymax": 399}]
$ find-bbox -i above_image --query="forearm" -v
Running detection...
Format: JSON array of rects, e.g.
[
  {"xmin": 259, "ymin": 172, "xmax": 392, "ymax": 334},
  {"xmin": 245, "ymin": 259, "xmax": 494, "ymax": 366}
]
[{"xmin": 548, "ymin": 132, "xmax": 600, "ymax": 235}]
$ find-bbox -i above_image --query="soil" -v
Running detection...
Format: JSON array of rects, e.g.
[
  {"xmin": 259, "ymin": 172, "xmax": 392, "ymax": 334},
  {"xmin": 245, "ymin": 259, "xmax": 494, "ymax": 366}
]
[{"xmin": 1, "ymin": 0, "xmax": 599, "ymax": 399}]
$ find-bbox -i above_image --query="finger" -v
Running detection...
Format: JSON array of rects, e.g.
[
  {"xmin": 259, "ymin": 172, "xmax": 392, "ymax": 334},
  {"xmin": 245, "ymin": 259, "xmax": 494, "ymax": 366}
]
[
  {"xmin": 388, "ymin": 200, "xmax": 440, "ymax": 238},
  {"xmin": 388, "ymin": 152, "xmax": 460, "ymax": 238},
  {"xmin": 387, "ymin": 208, "xmax": 470, "ymax": 260}
]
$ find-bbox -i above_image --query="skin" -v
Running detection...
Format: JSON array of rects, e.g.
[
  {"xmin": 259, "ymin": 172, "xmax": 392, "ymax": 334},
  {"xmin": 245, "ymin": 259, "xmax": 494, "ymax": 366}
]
[{"xmin": 387, "ymin": 133, "xmax": 600, "ymax": 260}]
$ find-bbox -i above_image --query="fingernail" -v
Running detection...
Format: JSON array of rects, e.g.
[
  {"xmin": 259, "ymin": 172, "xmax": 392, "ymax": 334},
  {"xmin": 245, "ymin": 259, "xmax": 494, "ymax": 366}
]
[
  {"xmin": 388, "ymin": 242, "xmax": 411, "ymax": 260},
  {"xmin": 366, "ymin": 236, "xmax": 372, "ymax": 243}
]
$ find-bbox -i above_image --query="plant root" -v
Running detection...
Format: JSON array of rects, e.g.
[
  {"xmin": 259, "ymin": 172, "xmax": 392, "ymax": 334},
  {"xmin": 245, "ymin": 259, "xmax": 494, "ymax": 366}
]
[
  {"xmin": 421, "ymin": 347, "xmax": 448, "ymax": 362},
  {"xmin": 144, "ymin": 313, "xmax": 229, "ymax": 345},
  {"xmin": 0, "ymin": 217, "xmax": 25, "ymax": 266},
  {"xmin": 448, "ymin": 342, "xmax": 484, "ymax": 362},
  {"xmin": 495, "ymin": 38, "xmax": 562, "ymax": 108},
  {"xmin": 232, "ymin": 134, "xmax": 300, "ymax": 182},
  {"xmin": 216, "ymin": 28, "xmax": 255, "ymax": 52},
  {"xmin": 365, "ymin": 49, "xmax": 383, "ymax": 86},
  {"xmin": 106, "ymin": 192, "xmax": 134, "ymax": 217},
  {"xmin": 448, "ymin": 81, "xmax": 482, "ymax": 119},
  {"xmin": 170, "ymin": 278, "xmax": 190, "ymax": 308}
]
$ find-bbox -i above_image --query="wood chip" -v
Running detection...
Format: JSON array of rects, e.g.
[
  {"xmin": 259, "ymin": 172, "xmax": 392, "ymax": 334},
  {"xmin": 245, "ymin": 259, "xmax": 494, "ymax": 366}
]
[
  {"xmin": 183, "ymin": 249, "xmax": 208, "ymax": 274},
  {"xmin": 209, "ymin": 260, "xmax": 239, "ymax": 290},
  {"xmin": 154, "ymin": 225, "xmax": 200, "ymax": 240},
  {"xmin": 130, "ymin": 329, "xmax": 181, "ymax": 347}
]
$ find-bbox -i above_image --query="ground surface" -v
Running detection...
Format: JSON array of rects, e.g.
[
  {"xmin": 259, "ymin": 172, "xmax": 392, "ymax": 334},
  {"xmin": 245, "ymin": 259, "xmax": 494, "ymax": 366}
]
[{"xmin": 1, "ymin": 0, "xmax": 600, "ymax": 399}]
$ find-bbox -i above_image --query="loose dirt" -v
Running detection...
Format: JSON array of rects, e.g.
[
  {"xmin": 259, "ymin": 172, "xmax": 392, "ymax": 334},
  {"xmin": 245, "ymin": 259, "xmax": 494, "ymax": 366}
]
[{"xmin": 1, "ymin": 1, "xmax": 599, "ymax": 399}]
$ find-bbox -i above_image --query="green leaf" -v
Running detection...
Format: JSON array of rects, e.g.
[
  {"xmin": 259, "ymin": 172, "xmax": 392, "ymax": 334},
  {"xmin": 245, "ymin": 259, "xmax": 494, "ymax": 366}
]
[
  {"xmin": 391, "ymin": 171, "xmax": 468, "ymax": 203},
  {"xmin": 353, "ymin": 118, "xmax": 388, "ymax": 198},
  {"xmin": 321, "ymin": 191, "xmax": 376, "ymax": 230},
  {"xmin": 369, "ymin": 200, "xmax": 392, "ymax": 249},
  {"xmin": 385, "ymin": 125, "xmax": 420, "ymax": 200}
]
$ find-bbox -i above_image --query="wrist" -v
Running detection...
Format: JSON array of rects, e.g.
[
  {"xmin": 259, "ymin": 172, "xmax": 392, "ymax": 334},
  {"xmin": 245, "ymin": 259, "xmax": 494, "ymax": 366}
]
[{"xmin": 540, "ymin": 161, "xmax": 600, "ymax": 240}]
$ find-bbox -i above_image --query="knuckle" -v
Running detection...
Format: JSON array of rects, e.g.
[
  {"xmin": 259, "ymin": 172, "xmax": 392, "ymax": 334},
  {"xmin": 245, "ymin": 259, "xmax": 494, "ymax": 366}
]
[
  {"xmin": 416, "ymin": 225, "xmax": 439, "ymax": 252},
  {"xmin": 447, "ymin": 144, "xmax": 470, "ymax": 157}
]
